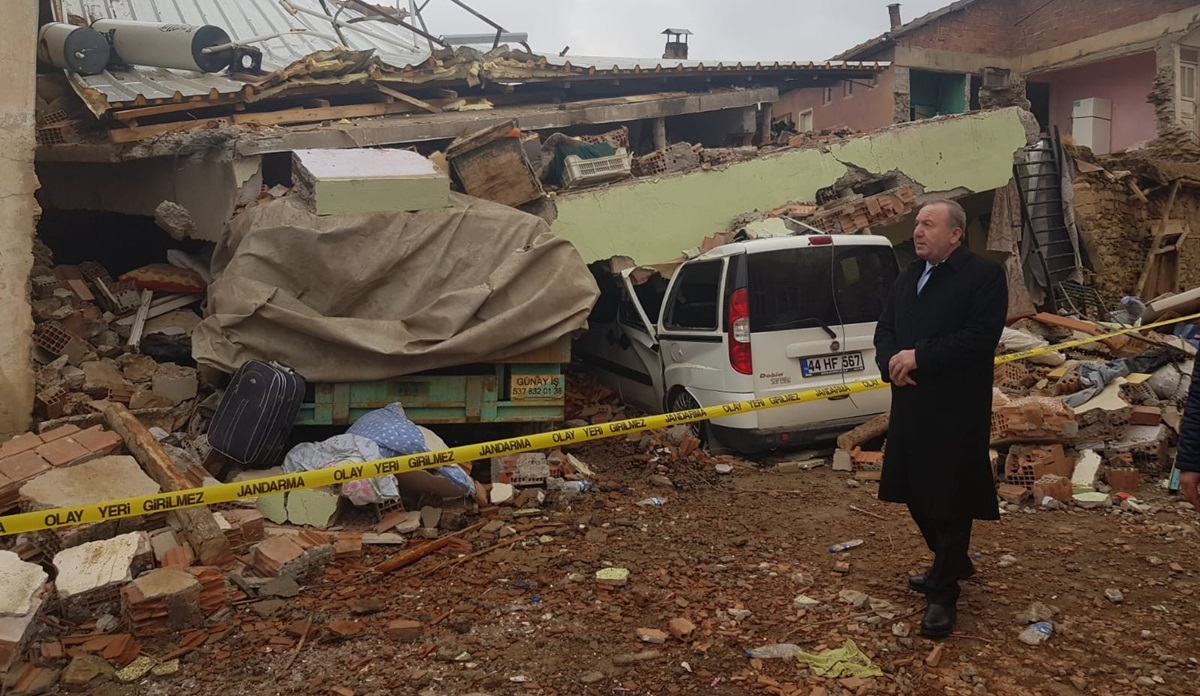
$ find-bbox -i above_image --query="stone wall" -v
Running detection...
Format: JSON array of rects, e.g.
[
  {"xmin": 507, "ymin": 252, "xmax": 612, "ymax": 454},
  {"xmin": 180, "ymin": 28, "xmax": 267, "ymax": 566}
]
[
  {"xmin": 0, "ymin": 3, "xmax": 39, "ymax": 436},
  {"xmin": 1072, "ymin": 166, "xmax": 1200, "ymax": 299}
]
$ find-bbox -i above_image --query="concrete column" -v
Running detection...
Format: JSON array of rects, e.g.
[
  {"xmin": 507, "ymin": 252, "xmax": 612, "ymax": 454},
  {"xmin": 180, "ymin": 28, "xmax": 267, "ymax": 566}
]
[
  {"xmin": 0, "ymin": 2, "xmax": 39, "ymax": 436},
  {"xmin": 652, "ymin": 117, "xmax": 667, "ymax": 151}
]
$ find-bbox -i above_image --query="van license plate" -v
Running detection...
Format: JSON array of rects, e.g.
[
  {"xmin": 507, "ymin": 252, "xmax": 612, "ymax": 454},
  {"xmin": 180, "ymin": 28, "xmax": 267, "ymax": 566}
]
[{"xmin": 801, "ymin": 352, "xmax": 865, "ymax": 377}]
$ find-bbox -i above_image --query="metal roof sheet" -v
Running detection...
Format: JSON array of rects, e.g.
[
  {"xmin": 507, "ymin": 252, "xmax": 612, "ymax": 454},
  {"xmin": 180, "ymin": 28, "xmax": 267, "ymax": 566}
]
[
  {"xmin": 53, "ymin": 0, "xmax": 888, "ymax": 114},
  {"xmin": 56, "ymin": 0, "xmax": 433, "ymax": 108}
]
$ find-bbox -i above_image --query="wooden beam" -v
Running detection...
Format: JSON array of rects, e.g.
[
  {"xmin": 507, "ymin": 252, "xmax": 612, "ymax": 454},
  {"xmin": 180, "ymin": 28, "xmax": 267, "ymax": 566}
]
[
  {"xmin": 230, "ymin": 101, "xmax": 418, "ymax": 127},
  {"xmin": 126, "ymin": 290, "xmax": 153, "ymax": 347},
  {"xmin": 1137, "ymin": 179, "xmax": 1183, "ymax": 298},
  {"xmin": 108, "ymin": 118, "xmax": 234, "ymax": 144},
  {"xmin": 836, "ymin": 412, "xmax": 889, "ymax": 452},
  {"xmin": 372, "ymin": 84, "xmax": 442, "ymax": 113},
  {"xmin": 111, "ymin": 100, "xmax": 234, "ymax": 123},
  {"xmin": 104, "ymin": 404, "xmax": 234, "ymax": 566}
]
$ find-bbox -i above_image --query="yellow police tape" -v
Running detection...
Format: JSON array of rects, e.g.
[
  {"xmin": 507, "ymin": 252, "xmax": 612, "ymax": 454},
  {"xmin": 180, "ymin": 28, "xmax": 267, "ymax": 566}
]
[{"xmin": 3, "ymin": 310, "xmax": 1200, "ymax": 536}]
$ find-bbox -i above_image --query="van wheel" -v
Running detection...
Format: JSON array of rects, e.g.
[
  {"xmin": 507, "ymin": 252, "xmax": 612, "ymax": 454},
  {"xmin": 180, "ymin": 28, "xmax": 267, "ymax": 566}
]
[{"xmin": 667, "ymin": 389, "xmax": 729, "ymax": 454}]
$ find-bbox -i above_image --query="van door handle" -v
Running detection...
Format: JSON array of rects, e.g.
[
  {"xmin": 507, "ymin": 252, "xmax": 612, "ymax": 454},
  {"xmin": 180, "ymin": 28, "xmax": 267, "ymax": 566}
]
[{"xmin": 829, "ymin": 395, "xmax": 850, "ymax": 401}]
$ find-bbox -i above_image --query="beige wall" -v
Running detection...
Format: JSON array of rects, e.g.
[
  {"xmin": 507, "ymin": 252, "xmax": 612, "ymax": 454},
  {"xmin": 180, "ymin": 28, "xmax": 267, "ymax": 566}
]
[{"xmin": 0, "ymin": 2, "xmax": 38, "ymax": 436}]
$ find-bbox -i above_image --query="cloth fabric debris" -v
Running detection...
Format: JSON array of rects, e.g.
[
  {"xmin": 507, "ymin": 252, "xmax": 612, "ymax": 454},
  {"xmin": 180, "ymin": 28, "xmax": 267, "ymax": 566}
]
[
  {"xmin": 283, "ymin": 434, "xmax": 397, "ymax": 506},
  {"xmin": 193, "ymin": 195, "xmax": 598, "ymax": 381},
  {"xmin": 347, "ymin": 404, "xmax": 473, "ymax": 496},
  {"xmin": 999, "ymin": 327, "xmax": 1064, "ymax": 366},
  {"xmin": 795, "ymin": 639, "xmax": 883, "ymax": 678}
]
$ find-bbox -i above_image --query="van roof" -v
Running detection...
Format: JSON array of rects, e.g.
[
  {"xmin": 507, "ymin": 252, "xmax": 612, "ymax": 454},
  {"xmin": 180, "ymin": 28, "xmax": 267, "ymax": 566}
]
[{"xmin": 694, "ymin": 233, "xmax": 893, "ymax": 261}]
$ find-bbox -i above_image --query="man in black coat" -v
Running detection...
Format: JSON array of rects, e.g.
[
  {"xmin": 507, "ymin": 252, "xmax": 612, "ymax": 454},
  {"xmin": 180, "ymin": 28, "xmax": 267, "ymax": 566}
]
[
  {"xmin": 1176, "ymin": 369, "xmax": 1200, "ymax": 511},
  {"xmin": 873, "ymin": 199, "xmax": 1008, "ymax": 638}
]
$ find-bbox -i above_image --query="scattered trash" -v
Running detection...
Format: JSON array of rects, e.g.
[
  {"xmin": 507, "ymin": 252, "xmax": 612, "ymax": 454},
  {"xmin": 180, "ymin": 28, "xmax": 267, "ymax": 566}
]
[
  {"xmin": 1017, "ymin": 621, "xmax": 1054, "ymax": 645},
  {"xmin": 636, "ymin": 497, "xmax": 667, "ymax": 507},
  {"xmin": 745, "ymin": 643, "xmax": 802, "ymax": 660},
  {"xmin": 714, "ymin": 463, "xmax": 733, "ymax": 475},
  {"xmin": 795, "ymin": 640, "xmax": 883, "ymax": 678},
  {"xmin": 1014, "ymin": 601, "xmax": 1059, "ymax": 624},
  {"xmin": 828, "ymin": 539, "xmax": 864, "ymax": 553},
  {"xmin": 892, "ymin": 622, "xmax": 911, "ymax": 637},
  {"xmin": 793, "ymin": 595, "xmax": 820, "ymax": 609}
]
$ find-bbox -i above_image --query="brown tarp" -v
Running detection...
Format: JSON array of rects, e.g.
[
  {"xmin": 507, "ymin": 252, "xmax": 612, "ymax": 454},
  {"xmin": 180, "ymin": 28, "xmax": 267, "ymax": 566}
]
[{"xmin": 192, "ymin": 194, "xmax": 599, "ymax": 381}]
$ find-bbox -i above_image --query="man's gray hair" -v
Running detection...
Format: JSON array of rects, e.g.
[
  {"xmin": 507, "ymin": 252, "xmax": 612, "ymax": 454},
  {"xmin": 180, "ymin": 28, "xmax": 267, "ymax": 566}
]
[{"xmin": 919, "ymin": 199, "xmax": 968, "ymax": 233}]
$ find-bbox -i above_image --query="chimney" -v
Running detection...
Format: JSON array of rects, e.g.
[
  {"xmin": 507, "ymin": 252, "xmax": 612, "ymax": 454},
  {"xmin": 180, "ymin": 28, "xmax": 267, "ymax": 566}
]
[
  {"xmin": 662, "ymin": 28, "xmax": 691, "ymax": 60},
  {"xmin": 887, "ymin": 3, "xmax": 902, "ymax": 31}
]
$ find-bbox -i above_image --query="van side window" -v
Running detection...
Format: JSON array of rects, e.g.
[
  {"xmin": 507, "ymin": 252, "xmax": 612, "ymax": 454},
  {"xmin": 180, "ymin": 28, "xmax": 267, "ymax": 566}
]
[{"xmin": 663, "ymin": 260, "xmax": 723, "ymax": 331}]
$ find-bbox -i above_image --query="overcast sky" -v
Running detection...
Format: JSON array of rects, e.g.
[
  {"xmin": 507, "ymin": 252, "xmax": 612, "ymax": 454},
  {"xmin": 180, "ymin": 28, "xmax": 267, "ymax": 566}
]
[{"xmin": 413, "ymin": 0, "xmax": 953, "ymax": 62}]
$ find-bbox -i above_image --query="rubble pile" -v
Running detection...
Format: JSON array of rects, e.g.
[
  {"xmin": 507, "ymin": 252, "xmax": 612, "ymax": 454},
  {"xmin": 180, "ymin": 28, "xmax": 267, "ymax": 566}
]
[
  {"xmin": 1070, "ymin": 149, "xmax": 1200, "ymax": 299},
  {"xmin": 28, "ymin": 251, "xmax": 205, "ymax": 427}
]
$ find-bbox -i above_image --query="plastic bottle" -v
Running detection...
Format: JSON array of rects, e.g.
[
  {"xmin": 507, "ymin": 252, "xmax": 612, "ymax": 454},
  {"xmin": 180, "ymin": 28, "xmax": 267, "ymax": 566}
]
[
  {"xmin": 636, "ymin": 497, "xmax": 667, "ymax": 507},
  {"xmin": 744, "ymin": 644, "xmax": 802, "ymax": 659},
  {"xmin": 828, "ymin": 539, "xmax": 864, "ymax": 553},
  {"xmin": 1018, "ymin": 621, "xmax": 1054, "ymax": 645}
]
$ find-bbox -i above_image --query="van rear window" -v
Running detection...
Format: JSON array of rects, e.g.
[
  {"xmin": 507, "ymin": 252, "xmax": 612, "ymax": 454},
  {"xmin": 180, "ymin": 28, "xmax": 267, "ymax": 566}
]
[{"xmin": 746, "ymin": 245, "xmax": 899, "ymax": 332}]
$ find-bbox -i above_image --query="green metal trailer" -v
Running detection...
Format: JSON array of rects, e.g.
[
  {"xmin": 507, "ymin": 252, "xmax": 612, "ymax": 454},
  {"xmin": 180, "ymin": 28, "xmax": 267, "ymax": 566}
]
[{"xmin": 294, "ymin": 338, "xmax": 570, "ymax": 427}]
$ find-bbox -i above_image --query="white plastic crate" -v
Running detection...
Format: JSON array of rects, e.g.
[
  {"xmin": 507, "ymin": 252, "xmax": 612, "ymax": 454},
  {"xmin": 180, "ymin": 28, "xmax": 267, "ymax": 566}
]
[{"xmin": 562, "ymin": 148, "xmax": 632, "ymax": 189}]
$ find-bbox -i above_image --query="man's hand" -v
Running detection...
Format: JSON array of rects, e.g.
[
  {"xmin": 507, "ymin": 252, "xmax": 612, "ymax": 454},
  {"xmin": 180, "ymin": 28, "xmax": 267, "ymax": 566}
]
[
  {"xmin": 1181, "ymin": 471, "xmax": 1200, "ymax": 512},
  {"xmin": 888, "ymin": 349, "xmax": 918, "ymax": 387}
]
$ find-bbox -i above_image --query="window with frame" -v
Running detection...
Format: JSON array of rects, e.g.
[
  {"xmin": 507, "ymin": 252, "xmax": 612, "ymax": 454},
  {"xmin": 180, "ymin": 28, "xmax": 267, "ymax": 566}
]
[
  {"xmin": 663, "ymin": 260, "xmax": 723, "ymax": 331},
  {"xmin": 1181, "ymin": 47, "xmax": 1198, "ymax": 100},
  {"xmin": 823, "ymin": 87, "xmax": 834, "ymax": 104},
  {"xmin": 843, "ymin": 80, "xmax": 854, "ymax": 97}
]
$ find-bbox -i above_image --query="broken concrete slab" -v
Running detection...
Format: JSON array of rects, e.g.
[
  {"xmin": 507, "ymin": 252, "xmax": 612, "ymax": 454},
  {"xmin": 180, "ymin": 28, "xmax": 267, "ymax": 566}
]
[
  {"xmin": 54, "ymin": 532, "xmax": 142, "ymax": 621},
  {"xmin": 285, "ymin": 487, "xmax": 341, "ymax": 529},
  {"xmin": 293, "ymin": 148, "xmax": 450, "ymax": 215},
  {"xmin": 489, "ymin": 482, "xmax": 514, "ymax": 505},
  {"xmin": 0, "ymin": 552, "xmax": 48, "ymax": 618},
  {"xmin": 54, "ymin": 533, "xmax": 141, "ymax": 599},
  {"xmin": 232, "ymin": 469, "xmax": 289, "ymax": 524},
  {"xmin": 81, "ymin": 361, "xmax": 127, "ymax": 398},
  {"xmin": 20, "ymin": 455, "xmax": 160, "ymax": 512},
  {"xmin": 0, "ymin": 584, "xmax": 49, "ymax": 676},
  {"xmin": 61, "ymin": 654, "xmax": 114, "ymax": 690},
  {"xmin": 150, "ymin": 363, "xmax": 198, "ymax": 405},
  {"xmin": 1072, "ymin": 449, "xmax": 1103, "ymax": 491}
]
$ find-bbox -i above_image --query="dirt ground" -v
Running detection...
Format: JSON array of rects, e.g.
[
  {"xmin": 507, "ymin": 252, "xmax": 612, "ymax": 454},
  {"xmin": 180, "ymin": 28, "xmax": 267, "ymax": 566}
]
[{"xmin": 73, "ymin": 429, "xmax": 1200, "ymax": 696}]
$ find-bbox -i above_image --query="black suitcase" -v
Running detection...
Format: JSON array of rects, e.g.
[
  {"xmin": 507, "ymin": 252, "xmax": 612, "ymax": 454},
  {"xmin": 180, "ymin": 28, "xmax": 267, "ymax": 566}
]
[{"xmin": 208, "ymin": 360, "xmax": 306, "ymax": 468}]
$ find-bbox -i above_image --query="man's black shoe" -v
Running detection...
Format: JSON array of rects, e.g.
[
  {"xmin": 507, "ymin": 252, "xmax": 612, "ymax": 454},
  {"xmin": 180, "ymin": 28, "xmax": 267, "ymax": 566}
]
[
  {"xmin": 908, "ymin": 565, "xmax": 976, "ymax": 593},
  {"xmin": 919, "ymin": 603, "xmax": 957, "ymax": 638}
]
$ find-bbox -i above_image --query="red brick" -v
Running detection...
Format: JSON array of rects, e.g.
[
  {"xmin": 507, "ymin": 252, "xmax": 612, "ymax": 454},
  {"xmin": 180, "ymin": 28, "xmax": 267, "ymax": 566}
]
[
  {"xmin": 385, "ymin": 620, "xmax": 423, "ymax": 642},
  {"xmin": 0, "ymin": 434, "xmax": 42, "ymax": 459},
  {"xmin": 35, "ymin": 438, "xmax": 89, "ymax": 468},
  {"xmin": 162, "ymin": 546, "xmax": 195, "ymax": 569},
  {"xmin": 38, "ymin": 424, "xmax": 81, "ymax": 444},
  {"xmin": 70, "ymin": 427, "xmax": 122, "ymax": 455},
  {"xmin": 0, "ymin": 452, "xmax": 50, "ymax": 483},
  {"xmin": 1129, "ymin": 406, "xmax": 1162, "ymax": 427}
]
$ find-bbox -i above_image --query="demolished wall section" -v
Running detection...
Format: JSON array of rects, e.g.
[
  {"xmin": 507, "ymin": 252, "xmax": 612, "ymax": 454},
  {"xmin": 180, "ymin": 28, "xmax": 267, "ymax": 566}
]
[
  {"xmin": 551, "ymin": 107, "xmax": 1034, "ymax": 264},
  {"xmin": 0, "ymin": 3, "xmax": 39, "ymax": 436}
]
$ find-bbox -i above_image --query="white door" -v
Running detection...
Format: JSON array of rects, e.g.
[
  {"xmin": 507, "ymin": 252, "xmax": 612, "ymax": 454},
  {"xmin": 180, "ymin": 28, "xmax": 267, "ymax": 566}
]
[
  {"xmin": 610, "ymin": 272, "xmax": 666, "ymax": 412},
  {"xmin": 745, "ymin": 240, "xmax": 897, "ymax": 430},
  {"xmin": 655, "ymin": 258, "xmax": 733, "ymax": 405}
]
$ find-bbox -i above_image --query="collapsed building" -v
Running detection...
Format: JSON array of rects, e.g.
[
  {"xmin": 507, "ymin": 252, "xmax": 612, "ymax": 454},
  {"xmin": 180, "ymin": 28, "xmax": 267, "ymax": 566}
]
[{"xmin": 1, "ymin": 0, "xmax": 1200, "ymax": 690}]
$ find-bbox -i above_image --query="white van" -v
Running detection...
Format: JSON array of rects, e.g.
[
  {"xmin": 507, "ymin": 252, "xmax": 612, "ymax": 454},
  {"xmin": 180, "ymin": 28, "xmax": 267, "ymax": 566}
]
[{"xmin": 575, "ymin": 233, "xmax": 900, "ymax": 454}]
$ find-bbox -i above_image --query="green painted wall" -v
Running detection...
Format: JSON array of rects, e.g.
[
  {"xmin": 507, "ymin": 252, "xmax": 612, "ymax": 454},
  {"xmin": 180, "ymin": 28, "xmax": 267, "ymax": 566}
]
[{"xmin": 552, "ymin": 107, "xmax": 1030, "ymax": 264}]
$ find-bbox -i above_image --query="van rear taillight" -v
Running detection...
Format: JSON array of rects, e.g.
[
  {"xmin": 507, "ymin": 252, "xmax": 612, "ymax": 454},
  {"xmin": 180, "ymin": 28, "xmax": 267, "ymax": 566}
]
[{"xmin": 728, "ymin": 287, "xmax": 752, "ymax": 375}]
